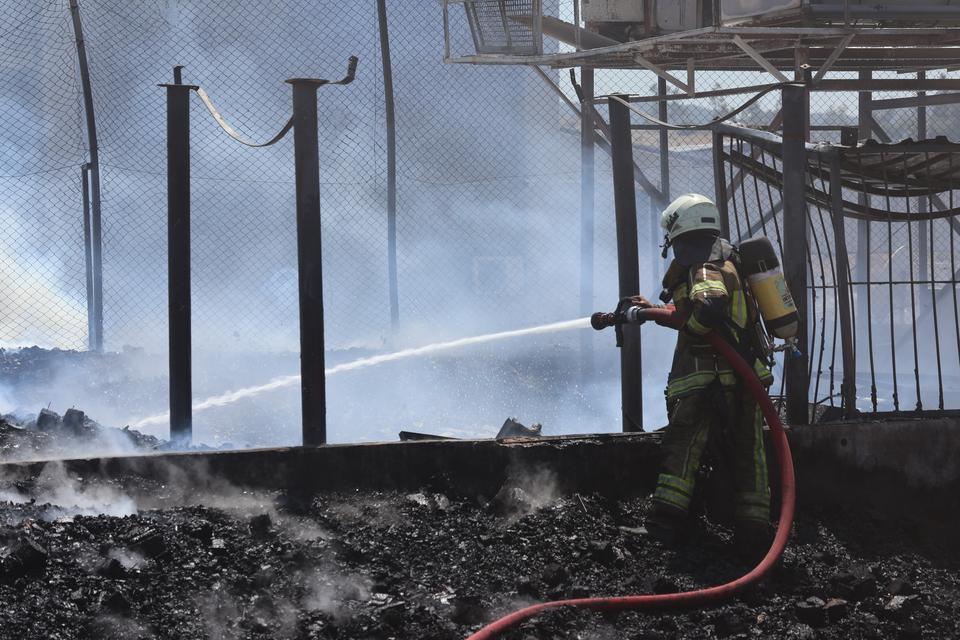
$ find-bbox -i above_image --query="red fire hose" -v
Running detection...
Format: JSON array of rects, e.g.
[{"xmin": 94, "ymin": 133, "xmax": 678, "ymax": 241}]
[{"xmin": 465, "ymin": 306, "xmax": 796, "ymax": 640}]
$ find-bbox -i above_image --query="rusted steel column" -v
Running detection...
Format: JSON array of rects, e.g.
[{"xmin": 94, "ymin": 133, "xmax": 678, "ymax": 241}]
[
  {"xmin": 579, "ymin": 68, "xmax": 595, "ymax": 379},
  {"xmin": 287, "ymin": 79, "xmax": 328, "ymax": 447},
  {"xmin": 652, "ymin": 77, "xmax": 670, "ymax": 290},
  {"xmin": 69, "ymin": 0, "xmax": 103, "ymax": 351},
  {"xmin": 81, "ymin": 164, "xmax": 95, "ymax": 351},
  {"xmin": 782, "ymin": 84, "xmax": 810, "ymax": 425},
  {"xmin": 855, "ymin": 70, "xmax": 872, "ymax": 375},
  {"xmin": 376, "ymin": 0, "xmax": 399, "ymax": 332},
  {"xmin": 608, "ymin": 94, "xmax": 643, "ymax": 432},
  {"xmin": 712, "ymin": 130, "xmax": 730, "ymax": 239},
  {"xmin": 829, "ymin": 153, "xmax": 857, "ymax": 417},
  {"xmin": 161, "ymin": 67, "xmax": 196, "ymax": 445}
]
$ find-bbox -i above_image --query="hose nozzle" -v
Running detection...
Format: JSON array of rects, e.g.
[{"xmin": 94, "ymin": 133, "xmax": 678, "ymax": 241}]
[{"xmin": 591, "ymin": 312, "xmax": 616, "ymax": 331}]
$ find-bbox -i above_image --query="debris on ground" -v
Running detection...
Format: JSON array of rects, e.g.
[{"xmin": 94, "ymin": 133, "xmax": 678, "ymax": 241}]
[
  {"xmin": 0, "ymin": 411, "xmax": 161, "ymax": 461},
  {"xmin": 0, "ymin": 482, "xmax": 955, "ymax": 640},
  {"xmin": 495, "ymin": 418, "xmax": 542, "ymax": 440}
]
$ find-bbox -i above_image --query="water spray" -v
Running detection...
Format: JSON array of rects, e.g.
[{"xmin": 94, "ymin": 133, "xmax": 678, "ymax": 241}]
[{"xmin": 131, "ymin": 317, "xmax": 590, "ymax": 429}]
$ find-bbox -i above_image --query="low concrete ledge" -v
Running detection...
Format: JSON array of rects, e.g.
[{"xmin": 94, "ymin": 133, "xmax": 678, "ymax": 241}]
[
  {"xmin": 789, "ymin": 417, "xmax": 960, "ymax": 489},
  {"xmin": 1, "ymin": 418, "xmax": 956, "ymax": 532},
  {"xmin": 0, "ymin": 432, "xmax": 664, "ymax": 502}
]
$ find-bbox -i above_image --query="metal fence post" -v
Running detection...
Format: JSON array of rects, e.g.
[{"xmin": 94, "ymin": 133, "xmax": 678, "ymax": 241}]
[
  {"xmin": 855, "ymin": 70, "xmax": 872, "ymax": 373},
  {"xmin": 829, "ymin": 152, "xmax": 857, "ymax": 417},
  {"xmin": 712, "ymin": 130, "xmax": 730, "ymax": 239},
  {"xmin": 579, "ymin": 68, "xmax": 595, "ymax": 380},
  {"xmin": 917, "ymin": 70, "xmax": 928, "ymax": 312},
  {"xmin": 69, "ymin": 0, "xmax": 103, "ymax": 351},
  {"xmin": 651, "ymin": 76, "xmax": 670, "ymax": 291},
  {"xmin": 782, "ymin": 84, "xmax": 810, "ymax": 425},
  {"xmin": 377, "ymin": 0, "xmax": 400, "ymax": 333},
  {"xmin": 161, "ymin": 67, "xmax": 196, "ymax": 445},
  {"xmin": 287, "ymin": 79, "xmax": 328, "ymax": 447},
  {"xmin": 608, "ymin": 94, "xmax": 643, "ymax": 433},
  {"xmin": 81, "ymin": 164, "xmax": 96, "ymax": 352}
]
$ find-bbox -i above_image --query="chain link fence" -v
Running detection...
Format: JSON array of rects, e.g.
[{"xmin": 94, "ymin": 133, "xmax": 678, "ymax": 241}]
[
  {"xmin": 3, "ymin": 1, "xmax": 960, "ymax": 438},
  {"xmin": 1, "ymin": 1, "xmax": 88, "ymax": 349}
]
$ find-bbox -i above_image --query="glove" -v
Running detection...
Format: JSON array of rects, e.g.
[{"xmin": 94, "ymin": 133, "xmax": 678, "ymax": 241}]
[{"xmin": 629, "ymin": 295, "xmax": 656, "ymax": 309}]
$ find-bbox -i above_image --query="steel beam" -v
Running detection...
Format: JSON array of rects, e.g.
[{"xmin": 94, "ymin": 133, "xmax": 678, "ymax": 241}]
[
  {"xmin": 551, "ymin": 73, "xmax": 665, "ymax": 204},
  {"xmin": 732, "ymin": 35, "xmax": 790, "ymax": 82},
  {"xmin": 829, "ymin": 153, "xmax": 857, "ymax": 418},
  {"xmin": 712, "ymin": 130, "xmax": 730, "ymax": 239},
  {"xmin": 855, "ymin": 71, "xmax": 872, "ymax": 378},
  {"xmin": 161, "ymin": 69, "xmax": 196, "ymax": 446},
  {"xmin": 652, "ymin": 77, "xmax": 670, "ymax": 291},
  {"xmin": 608, "ymin": 95, "xmax": 643, "ymax": 433},
  {"xmin": 287, "ymin": 79, "xmax": 329, "ymax": 447},
  {"xmin": 870, "ymin": 91, "xmax": 960, "ymax": 112},
  {"xmin": 632, "ymin": 54, "xmax": 694, "ymax": 95},
  {"xmin": 69, "ymin": 0, "xmax": 103, "ymax": 351},
  {"xmin": 782, "ymin": 84, "xmax": 810, "ymax": 425},
  {"xmin": 81, "ymin": 165, "xmax": 95, "ymax": 352},
  {"xmin": 377, "ymin": 0, "xmax": 399, "ymax": 333},
  {"xmin": 812, "ymin": 34, "xmax": 854, "ymax": 83},
  {"xmin": 815, "ymin": 79, "xmax": 960, "ymax": 93},
  {"xmin": 918, "ymin": 72, "xmax": 929, "ymax": 315},
  {"xmin": 579, "ymin": 68, "xmax": 595, "ymax": 380}
]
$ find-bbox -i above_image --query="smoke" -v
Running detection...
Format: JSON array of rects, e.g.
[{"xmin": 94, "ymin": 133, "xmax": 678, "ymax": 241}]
[
  {"xmin": 0, "ymin": 461, "xmax": 136, "ymax": 519},
  {"xmin": 0, "ymin": 206, "xmax": 86, "ymax": 349},
  {"xmin": 301, "ymin": 567, "xmax": 372, "ymax": 618},
  {"xmin": 0, "ymin": 383, "xmax": 16, "ymax": 416},
  {"xmin": 492, "ymin": 465, "xmax": 562, "ymax": 522}
]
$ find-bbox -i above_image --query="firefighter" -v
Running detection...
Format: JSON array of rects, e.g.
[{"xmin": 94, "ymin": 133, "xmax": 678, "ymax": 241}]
[{"xmin": 636, "ymin": 194, "xmax": 774, "ymax": 552}]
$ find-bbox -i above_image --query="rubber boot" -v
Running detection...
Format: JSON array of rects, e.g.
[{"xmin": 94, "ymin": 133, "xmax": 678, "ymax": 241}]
[
  {"xmin": 734, "ymin": 520, "xmax": 772, "ymax": 564},
  {"xmin": 643, "ymin": 505, "xmax": 685, "ymax": 547}
]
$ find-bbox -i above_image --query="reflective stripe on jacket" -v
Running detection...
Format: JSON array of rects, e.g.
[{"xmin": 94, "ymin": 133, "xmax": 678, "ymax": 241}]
[{"xmin": 662, "ymin": 256, "xmax": 773, "ymax": 400}]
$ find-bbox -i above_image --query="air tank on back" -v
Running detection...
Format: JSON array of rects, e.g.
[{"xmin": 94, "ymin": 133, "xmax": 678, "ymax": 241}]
[{"xmin": 738, "ymin": 236, "xmax": 799, "ymax": 340}]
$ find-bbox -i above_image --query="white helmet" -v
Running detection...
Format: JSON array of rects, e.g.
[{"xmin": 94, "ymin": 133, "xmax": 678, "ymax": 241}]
[{"xmin": 660, "ymin": 194, "xmax": 722, "ymax": 243}]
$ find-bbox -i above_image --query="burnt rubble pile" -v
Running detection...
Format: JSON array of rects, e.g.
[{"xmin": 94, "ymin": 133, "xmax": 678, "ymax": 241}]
[
  {"xmin": 0, "ymin": 409, "xmax": 161, "ymax": 460},
  {"xmin": 0, "ymin": 484, "xmax": 956, "ymax": 640}
]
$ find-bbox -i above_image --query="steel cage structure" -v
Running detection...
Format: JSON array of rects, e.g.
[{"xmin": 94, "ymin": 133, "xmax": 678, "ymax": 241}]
[
  {"xmin": 714, "ymin": 123, "xmax": 960, "ymax": 419},
  {"xmin": 604, "ymin": 82, "xmax": 960, "ymax": 427}
]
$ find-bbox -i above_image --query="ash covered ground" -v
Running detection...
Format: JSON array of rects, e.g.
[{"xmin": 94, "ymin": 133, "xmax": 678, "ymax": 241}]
[{"xmin": 0, "ymin": 469, "xmax": 956, "ymax": 640}]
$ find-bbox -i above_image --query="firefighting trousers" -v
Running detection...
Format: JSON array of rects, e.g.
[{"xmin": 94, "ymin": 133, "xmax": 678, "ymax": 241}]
[{"xmin": 651, "ymin": 386, "xmax": 771, "ymax": 525}]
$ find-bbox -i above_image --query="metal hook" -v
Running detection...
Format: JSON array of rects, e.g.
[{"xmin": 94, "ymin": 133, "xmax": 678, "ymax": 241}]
[{"xmin": 333, "ymin": 56, "xmax": 359, "ymax": 85}]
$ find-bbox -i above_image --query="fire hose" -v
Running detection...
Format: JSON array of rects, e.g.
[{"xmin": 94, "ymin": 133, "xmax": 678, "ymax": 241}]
[{"xmin": 464, "ymin": 305, "xmax": 796, "ymax": 640}]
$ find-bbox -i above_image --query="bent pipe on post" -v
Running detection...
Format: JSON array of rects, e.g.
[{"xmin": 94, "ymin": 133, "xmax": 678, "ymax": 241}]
[{"xmin": 465, "ymin": 306, "xmax": 796, "ymax": 640}]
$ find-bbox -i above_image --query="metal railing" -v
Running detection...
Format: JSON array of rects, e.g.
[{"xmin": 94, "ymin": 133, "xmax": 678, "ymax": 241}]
[{"xmin": 713, "ymin": 120, "xmax": 960, "ymax": 420}]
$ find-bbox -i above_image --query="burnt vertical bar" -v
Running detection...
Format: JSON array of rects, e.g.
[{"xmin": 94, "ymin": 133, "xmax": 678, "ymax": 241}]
[
  {"xmin": 924, "ymin": 158, "xmax": 945, "ymax": 409},
  {"xmin": 608, "ymin": 95, "xmax": 643, "ymax": 432},
  {"xmin": 917, "ymin": 71, "xmax": 928, "ymax": 306},
  {"xmin": 287, "ymin": 79, "xmax": 328, "ymax": 447},
  {"xmin": 377, "ymin": 0, "xmax": 399, "ymax": 332},
  {"xmin": 712, "ymin": 130, "xmax": 730, "ymax": 239},
  {"xmin": 856, "ymin": 71, "xmax": 872, "ymax": 377},
  {"xmin": 829, "ymin": 153, "xmax": 856, "ymax": 417},
  {"xmin": 69, "ymin": 0, "xmax": 103, "ymax": 351},
  {"xmin": 579, "ymin": 68, "xmax": 595, "ymax": 380},
  {"xmin": 652, "ymin": 77, "xmax": 670, "ymax": 289},
  {"xmin": 781, "ymin": 84, "xmax": 810, "ymax": 425},
  {"xmin": 163, "ymin": 68, "xmax": 194, "ymax": 445},
  {"xmin": 81, "ymin": 164, "xmax": 95, "ymax": 351}
]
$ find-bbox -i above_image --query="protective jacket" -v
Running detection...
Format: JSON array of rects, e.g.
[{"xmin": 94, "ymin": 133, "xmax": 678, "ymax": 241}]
[
  {"xmin": 661, "ymin": 238, "xmax": 773, "ymax": 401},
  {"xmin": 650, "ymin": 236, "xmax": 773, "ymax": 528}
]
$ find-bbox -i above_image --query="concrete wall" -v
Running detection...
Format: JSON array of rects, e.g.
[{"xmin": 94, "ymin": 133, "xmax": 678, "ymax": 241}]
[
  {"xmin": 2, "ymin": 417, "xmax": 956, "ymax": 532},
  {"xmin": 789, "ymin": 416, "xmax": 960, "ymax": 489}
]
